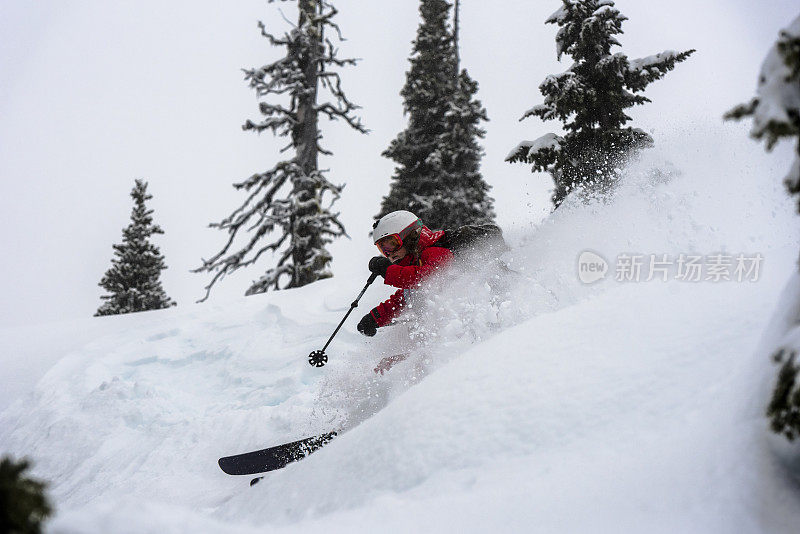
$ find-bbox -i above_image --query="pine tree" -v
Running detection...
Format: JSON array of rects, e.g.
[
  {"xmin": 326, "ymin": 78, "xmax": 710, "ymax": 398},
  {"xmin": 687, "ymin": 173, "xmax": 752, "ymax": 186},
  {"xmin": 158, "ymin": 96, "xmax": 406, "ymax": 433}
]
[
  {"xmin": 725, "ymin": 15, "xmax": 800, "ymax": 209},
  {"xmin": 95, "ymin": 179, "xmax": 175, "ymax": 316},
  {"xmin": 433, "ymin": 0, "xmax": 495, "ymax": 228},
  {"xmin": 726, "ymin": 14, "xmax": 800, "ymax": 441},
  {"xmin": 379, "ymin": 0, "xmax": 495, "ymax": 230},
  {"xmin": 0, "ymin": 456, "xmax": 53, "ymax": 534},
  {"xmin": 195, "ymin": 0, "xmax": 365, "ymax": 300},
  {"xmin": 506, "ymin": 0, "xmax": 694, "ymax": 207}
]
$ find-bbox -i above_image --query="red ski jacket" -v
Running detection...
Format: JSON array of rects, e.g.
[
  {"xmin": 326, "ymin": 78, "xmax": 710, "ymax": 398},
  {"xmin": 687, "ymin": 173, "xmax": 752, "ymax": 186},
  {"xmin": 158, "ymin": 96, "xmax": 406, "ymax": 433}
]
[{"xmin": 369, "ymin": 226, "xmax": 454, "ymax": 327}]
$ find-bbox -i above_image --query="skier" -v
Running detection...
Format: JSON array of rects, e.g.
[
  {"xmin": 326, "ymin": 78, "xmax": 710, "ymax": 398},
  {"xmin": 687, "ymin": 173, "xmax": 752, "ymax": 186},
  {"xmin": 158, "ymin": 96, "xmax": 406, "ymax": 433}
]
[{"xmin": 356, "ymin": 210, "xmax": 453, "ymax": 341}]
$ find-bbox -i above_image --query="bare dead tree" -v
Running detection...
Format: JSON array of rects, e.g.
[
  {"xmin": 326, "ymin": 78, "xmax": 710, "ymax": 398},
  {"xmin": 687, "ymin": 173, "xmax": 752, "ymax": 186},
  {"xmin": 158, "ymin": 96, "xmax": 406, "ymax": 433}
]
[{"xmin": 195, "ymin": 0, "xmax": 366, "ymax": 301}]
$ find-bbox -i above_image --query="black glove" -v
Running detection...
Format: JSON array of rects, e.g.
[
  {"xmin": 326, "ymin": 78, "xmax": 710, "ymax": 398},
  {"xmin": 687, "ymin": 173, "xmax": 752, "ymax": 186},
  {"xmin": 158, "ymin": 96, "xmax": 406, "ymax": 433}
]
[
  {"xmin": 357, "ymin": 313, "xmax": 378, "ymax": 337},
  {"xmin": 368, "ymin": 256, "xmax": 392, "ymax": 278}
]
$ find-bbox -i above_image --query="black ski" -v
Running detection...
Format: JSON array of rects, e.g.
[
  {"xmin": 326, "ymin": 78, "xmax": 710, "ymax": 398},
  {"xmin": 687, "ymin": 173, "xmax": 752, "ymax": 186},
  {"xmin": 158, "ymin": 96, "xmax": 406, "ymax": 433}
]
[{"xmin": 218, "ymin": 431, "xmax": 337, "ymax": 476}]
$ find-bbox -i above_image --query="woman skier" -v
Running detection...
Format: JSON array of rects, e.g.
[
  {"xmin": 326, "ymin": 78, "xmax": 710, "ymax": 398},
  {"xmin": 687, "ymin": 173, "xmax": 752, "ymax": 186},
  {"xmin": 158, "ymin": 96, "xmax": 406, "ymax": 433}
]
[{"xmin": 356, "ymin": 210, "xmax": 453, "ymax": 339}]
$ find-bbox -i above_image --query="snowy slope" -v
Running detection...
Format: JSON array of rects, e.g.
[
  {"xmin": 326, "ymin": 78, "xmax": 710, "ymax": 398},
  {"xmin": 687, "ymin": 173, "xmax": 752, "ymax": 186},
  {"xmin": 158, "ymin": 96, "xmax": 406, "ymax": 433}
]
[{"xmin": 3, "ymin": 129, "xmax": 800, "ymax": 532}]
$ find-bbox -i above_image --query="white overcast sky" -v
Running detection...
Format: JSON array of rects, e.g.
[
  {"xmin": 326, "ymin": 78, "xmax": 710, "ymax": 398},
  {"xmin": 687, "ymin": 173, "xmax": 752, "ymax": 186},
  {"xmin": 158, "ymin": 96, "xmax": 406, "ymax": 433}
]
[{"xmin": 0, "ymin": 0, "xmax": 797, "ymax": 328}]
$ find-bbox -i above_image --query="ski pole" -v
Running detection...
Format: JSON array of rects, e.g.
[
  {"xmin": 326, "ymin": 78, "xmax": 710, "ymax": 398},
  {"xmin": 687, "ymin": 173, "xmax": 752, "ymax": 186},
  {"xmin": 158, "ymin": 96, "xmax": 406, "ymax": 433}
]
[{"xmin": 308, "ymin": 272, "xmax": 379, "ymax": 367}]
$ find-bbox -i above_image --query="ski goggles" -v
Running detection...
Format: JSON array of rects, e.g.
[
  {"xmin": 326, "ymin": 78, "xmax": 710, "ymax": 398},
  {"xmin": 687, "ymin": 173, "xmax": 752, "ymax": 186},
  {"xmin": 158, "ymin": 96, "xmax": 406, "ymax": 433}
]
[
  {"xmin": 375, "ymin": 219, "xmax": 422, "ymax": 257},
  {"xmin": 376, "ymin": 234, "xmax": 404, "ymax": 256}
]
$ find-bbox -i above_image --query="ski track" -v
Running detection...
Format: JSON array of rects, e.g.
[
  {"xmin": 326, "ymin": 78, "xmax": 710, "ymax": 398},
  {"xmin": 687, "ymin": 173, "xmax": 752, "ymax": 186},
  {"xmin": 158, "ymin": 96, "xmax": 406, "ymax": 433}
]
[{"xmin": 3, "ymin": 134, "xmax": 800, "ymax": 532}]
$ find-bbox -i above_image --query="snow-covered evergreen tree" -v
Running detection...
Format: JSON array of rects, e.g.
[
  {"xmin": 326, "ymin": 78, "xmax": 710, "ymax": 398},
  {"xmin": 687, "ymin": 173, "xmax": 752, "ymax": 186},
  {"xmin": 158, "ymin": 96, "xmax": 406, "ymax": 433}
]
[
  {"xmin": 95, "ymin": 179, "xmax": 175, "ymax": 317},
  {"xmin": 726, "ymin": 14, "xmax": 800, "ymax": 442},
  {"xmin": 506, "ymin": 0, "xmax": 694, "ymax": 207},
  {"xmin": 379, "ymin": 0, "xmax": 495, "ymax": 230},
  {"xmin": 195, "ymin": 0, "xmax": 365, "ymax": 299}
]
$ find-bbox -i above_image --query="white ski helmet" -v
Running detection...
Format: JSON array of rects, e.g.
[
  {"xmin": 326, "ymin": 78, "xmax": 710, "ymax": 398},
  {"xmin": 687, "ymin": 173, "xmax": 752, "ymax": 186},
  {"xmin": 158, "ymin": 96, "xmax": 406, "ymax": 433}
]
[{"xmin": 372, "ymin": 210, "xmax": 422, "ymax": 243}]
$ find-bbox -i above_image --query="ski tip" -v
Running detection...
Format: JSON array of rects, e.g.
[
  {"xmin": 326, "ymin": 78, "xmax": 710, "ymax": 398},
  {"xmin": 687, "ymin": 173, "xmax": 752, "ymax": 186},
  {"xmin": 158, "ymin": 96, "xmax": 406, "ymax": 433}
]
[
  {"xmin": 250, "ymin": 476, "xmax": 264, "ymax": 487},
  {"xmin": 218, "ymin": 456, "xmax": 239, "ymax": 475}
]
